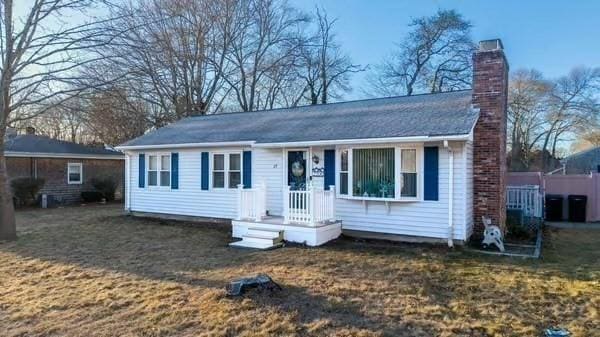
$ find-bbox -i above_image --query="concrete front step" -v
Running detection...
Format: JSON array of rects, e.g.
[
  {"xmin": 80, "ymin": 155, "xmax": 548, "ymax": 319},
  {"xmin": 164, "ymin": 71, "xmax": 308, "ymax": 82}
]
[
  {"xmin": 229, "ymin": 239, "xmax": 283, "ymax": 250},
  {"xmin": 243, "ymin": 234, "xmax": 280, "ymax": 245},
  {"xmin": 229, "ymin": 227, "xmax": 284, "ymax": 250},
  {"xmin": 247, "ymin": 227, "xmax": 284, "ymax": 240}
]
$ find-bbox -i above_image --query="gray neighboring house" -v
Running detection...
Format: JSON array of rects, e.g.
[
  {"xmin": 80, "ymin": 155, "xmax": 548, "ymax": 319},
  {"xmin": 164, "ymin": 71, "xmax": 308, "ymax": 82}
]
[
  {"xmin": 5, "ymin": 127, "xmax": 125, "ymax": 205},
  {"xmin": 562, "ymin": 146, "xmax": 600, "ymax": 174}
]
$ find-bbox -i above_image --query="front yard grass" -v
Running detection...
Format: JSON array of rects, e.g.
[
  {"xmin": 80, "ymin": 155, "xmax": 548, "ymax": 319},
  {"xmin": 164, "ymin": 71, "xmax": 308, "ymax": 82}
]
[{"xmin": 0, "ymin": 205, "xmax": 598, "ymax": 337}]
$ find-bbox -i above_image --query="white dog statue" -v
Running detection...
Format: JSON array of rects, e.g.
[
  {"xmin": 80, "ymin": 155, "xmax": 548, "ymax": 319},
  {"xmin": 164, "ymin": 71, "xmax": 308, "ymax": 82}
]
[{"xmin": 481, "ymin": 216, "xmax": 505, "ymax": 252}]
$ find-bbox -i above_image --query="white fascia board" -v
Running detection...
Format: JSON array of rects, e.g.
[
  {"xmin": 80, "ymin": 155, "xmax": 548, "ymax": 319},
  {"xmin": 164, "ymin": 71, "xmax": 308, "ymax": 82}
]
[
  {"xmin": 252, "ymin": 134, "xmax": 471, "ymax": 148},
  {"xmin": 115, "ymin": 141, "xmax": 255, "ymax": 151},
  {"xmin": 116, "ymin": 135, "xmax": 470, "ymax": 151},
  {"xmin": 4, "ymin": 151, "xmax": 124, "ymax": 160}
]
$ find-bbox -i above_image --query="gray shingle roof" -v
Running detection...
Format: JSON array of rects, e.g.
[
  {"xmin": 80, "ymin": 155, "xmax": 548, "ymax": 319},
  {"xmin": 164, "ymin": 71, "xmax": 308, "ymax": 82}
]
[
  {"xmin": 121, "ymin": 90, "xmax": 476, "ymax": 147},
  {"xmin": 563, "ymin": 146, "xmax": 600, "ymax": 174},
  {"xmin": 5, "ymin": 134, "xmax": 123, "ymax": 157}
]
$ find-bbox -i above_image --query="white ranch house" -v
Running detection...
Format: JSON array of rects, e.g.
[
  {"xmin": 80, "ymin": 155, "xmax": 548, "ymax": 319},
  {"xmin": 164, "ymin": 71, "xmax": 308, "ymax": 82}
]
[{"xmin": 117, "ymin": 39, "xmax": 509, "ymax": 249}]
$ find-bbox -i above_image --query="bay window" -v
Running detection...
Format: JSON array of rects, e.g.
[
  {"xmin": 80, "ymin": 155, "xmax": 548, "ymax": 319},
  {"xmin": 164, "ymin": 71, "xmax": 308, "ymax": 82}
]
[
  {"xmin": 148, "ymin": 154, "xmax": 170, "ymax": 187},
  {"xmin": 353, "ymin": 148, "xmax": 395, "ymax": 198},
  {"xmin": 401, "ymin": 149, "xmax": 417, "ymax": 197},
  {"xmin": 339, "ymin": 150, "xmax": 348, "ymax": 195},
  {"xmin": 338, "ymin": 146, "xmax": 421, "ymax": 200}
]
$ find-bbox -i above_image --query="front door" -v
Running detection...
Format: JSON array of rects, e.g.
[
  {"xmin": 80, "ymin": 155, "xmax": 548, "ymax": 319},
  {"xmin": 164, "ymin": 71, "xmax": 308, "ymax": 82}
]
[{"xmin": 287, "ymin": 150, "xmax": 307, "ymax": 190}]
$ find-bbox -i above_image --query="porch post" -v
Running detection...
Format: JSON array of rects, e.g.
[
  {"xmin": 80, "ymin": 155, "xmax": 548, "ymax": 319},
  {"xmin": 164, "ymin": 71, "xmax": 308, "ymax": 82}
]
[
  {"xmin": 283, "ymin": 185, "xmax": 290, "ymax": 224},
  {"xmin": 236, "ymin": 184, "xmax": 243, "ymax": 220},
  {"xmin": 329, "ymin": 185, "xmax": 336, "ymax": 221},
  {"xmin": 258, "ymin": 180, "xmax": 267, "ymax": 220},
  {"xmin": 309, "ymin": 183, "xmax": 315, "ymax": 226}
]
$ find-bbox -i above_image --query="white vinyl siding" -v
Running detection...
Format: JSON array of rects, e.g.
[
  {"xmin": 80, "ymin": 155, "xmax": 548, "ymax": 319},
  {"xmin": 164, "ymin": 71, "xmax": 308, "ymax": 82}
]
[
  {"xmin": 125, "ymin": 141, "xmax": 471, "ymax": 241},
  {"xmin": 128, "ymin": 148, "xmax": 246, "ymax": 219},
  {"xmin": 252, "ymin": 147, "xmax": 284, "ymax": 216}
]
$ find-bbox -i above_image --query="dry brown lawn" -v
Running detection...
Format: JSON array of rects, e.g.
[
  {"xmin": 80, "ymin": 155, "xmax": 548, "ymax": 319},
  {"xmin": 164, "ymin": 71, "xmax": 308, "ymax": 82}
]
[{"xmin": 0, "ymin": 205, "xmax": 598, "ymax": 337}]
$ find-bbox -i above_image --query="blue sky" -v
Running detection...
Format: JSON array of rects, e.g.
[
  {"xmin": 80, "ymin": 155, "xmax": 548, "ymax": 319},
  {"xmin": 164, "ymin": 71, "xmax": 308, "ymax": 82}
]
[{"xmin": 290, "ymin": 0, "xmax": 600, "ymax": 100}]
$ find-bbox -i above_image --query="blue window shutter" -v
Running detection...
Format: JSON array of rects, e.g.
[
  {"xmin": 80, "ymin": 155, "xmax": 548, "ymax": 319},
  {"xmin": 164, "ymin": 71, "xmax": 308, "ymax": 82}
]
[
  {"xmin": 424, "ymin": 146, "xmax": 439, "ymax": 201},
  {"xmin": 201, "ymin": 152, "xmax": 209, "ymax": 190},
  {"xmin": 324, "ymin": 149, "xmax": 335, "ymax": 190},
  {"xmin": 243, "ymin": 151, "xmax": 252, "ymax": 188},
  {"xmin": 138, "ymin": 154, "xmax": 145, "ymax": 188},
  {"xmin": 171, "ymin": 153, "xmax": 179, "ymax": 189}
]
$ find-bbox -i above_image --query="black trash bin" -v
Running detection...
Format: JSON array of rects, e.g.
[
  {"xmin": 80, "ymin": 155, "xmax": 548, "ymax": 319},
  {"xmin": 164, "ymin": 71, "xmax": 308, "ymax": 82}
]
[
  {"xmin": 545, "ymin": 194, "xmax": 563, "ymax": 221},
  {"xmin": 568, "ymin": 195, "xmax": 587, "ymax": 222}
]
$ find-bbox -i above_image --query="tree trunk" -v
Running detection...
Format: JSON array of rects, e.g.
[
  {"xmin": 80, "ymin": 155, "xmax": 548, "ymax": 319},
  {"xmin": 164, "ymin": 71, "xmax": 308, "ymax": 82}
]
[
  {"xmin": 0, "ymin": 138, "xmax": 16, "ymax": 241},
  {"xmin": 0, "ymin": 0, "xmax": 16, "ymax": 241}
]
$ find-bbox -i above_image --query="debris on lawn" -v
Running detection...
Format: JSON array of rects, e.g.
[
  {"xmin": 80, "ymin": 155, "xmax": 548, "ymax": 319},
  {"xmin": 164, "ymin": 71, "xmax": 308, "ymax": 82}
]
[
  {"xmin": 226, "ymin": 274, "xmax": 282, "ymax": 297},
  {"xmin": 544, "ymin": 327, "xmax": 571, "ymax": 337}
]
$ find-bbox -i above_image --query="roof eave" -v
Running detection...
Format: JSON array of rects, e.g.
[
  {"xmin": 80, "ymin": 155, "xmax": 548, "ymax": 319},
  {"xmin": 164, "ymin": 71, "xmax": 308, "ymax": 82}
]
[
  {"xmin": 115, "ymin": 140, "xmax": 256, "ymax": 151},
  {"xmin": 5, "ymin": 151, "xmax": 124, "ymax": 160},
  {"xmin": 252, "ymin": 134, "xmax": 471, "ymax": 148}
]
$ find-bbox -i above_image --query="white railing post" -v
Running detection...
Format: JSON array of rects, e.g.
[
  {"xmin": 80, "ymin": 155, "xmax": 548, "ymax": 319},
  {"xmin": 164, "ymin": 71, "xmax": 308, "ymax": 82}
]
[
  {"xmin": 236, "ymin": 184, "xmax": 244, "ymax": 220},
  {"xmin": 329, "ymin": 185, "xmax": 336, "ymax": 221},
  {"xmin": 309, "ymin": 183, "xmax": 315, "ymax": 226},
  {"xmin": 283, "ymin": 185, "xmax": 290, "ymax": 224},
  {"xmin": 256, "ymin": 181, "xmax": 266, "ymax": 220}
]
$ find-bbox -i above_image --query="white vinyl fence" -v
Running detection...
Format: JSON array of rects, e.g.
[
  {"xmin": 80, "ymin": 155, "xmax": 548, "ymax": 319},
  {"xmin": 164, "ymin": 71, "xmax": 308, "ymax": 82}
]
[
  {"xmin": 236, "ymin": 183, "xmax": 267, "ymax": 221},
  {"xmin": 506, "ymin": 185, "xmax": 544, "ymax": 218}
]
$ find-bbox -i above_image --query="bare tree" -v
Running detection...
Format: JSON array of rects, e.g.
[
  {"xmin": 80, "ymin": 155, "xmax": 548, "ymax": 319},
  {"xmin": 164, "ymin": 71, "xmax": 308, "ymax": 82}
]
[
  {"xmin": 16, "ymin": 97, "xmax": 87, "ymax": 143},
  {"xmin": 90, "ymin": 0, "xmax": 235, "ymax": 126},
  {"xmin": 507, "ymin": 69, "xmax": 552, "ymax": 170},
  {"xmin": 541, "ymin": 67, "xmax": 600, "ymax": 168},
  {"xmin": 298, "ymin": 7, "xmax": 363, "ymax": 105},
  {"xmin": 507, "ymin": 67, "xmax": 600, "ymax": 171},
  {"xmin": 0, "ymin": 0, "xmax": 113, "ymax": 240},
  {"xmin": 84, "ymin": 88, "xmax": 149, "ymax": 146},
  {"xmin": 367, "ymin": 9, "xmax": 475, "ymax": 96},
  {"xmin": 223, "ymin": 0, "xmax": 308, "ymax": 112}
]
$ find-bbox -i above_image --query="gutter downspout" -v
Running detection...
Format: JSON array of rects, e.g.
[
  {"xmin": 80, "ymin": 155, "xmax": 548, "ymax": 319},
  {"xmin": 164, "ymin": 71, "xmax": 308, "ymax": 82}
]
[
  {"xmin": 126, "ymin": 152, "xmax": 132, "ymax": 213},
  {"xmin": 444, "ymin": 140, "xmax": 454, "ymax": 247}
]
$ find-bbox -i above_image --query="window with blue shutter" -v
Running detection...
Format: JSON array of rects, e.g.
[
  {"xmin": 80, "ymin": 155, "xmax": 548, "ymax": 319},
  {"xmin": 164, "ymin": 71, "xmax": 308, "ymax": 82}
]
[
  {"xmin": 201, "ymin": 152, "xmax": 209, "ymax": 190},
  {"xmin": 324, "ymin": 149, "xmax": 335, "ymax": 190},
  {"xmin": 138, "ymin": 154, "xmax": 145, "ymax": 188},
  {"xmin": 242, "ymin": 151, "xmax": 252, "ymax": 188},
  {"xmin": 171, "ymin": 153, "xmax": 179, "ymax": 189},
  {"xmin": 424, "ymin": 146, "xmax": 439, "ymax": 201}
]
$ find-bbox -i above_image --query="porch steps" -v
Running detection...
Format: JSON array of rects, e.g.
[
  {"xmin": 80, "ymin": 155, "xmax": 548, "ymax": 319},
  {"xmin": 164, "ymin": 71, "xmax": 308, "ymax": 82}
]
[{"xmin": 229, "ymin": 227, "xmax": 284, "ymax": 250}]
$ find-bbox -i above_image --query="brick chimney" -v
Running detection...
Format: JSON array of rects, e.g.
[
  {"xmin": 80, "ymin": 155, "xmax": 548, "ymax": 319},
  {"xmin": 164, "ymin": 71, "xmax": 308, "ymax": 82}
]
[{"xmin": 472, "ymin": 39, "xmax": 509, "ymax": 235}]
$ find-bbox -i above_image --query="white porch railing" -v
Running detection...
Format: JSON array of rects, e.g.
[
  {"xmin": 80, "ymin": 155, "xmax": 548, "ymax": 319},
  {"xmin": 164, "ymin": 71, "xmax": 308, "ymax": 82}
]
[
  {"xmin": 236, "ymin": 182, "xmax": 267, "ymax": 221},
  {"xmin": 506, "ymin": 185, "xmax": 544, "ymax": 218},
  {"xmin": 283, "ymin": 184, "xmax": 336, "ymax": 226}
]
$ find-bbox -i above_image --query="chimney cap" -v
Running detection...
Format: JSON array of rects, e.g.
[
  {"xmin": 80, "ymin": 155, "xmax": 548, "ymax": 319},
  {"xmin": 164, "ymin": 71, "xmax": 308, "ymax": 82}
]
[{"xmin": 478, "ymin": 39, "xmax": 503, "ymax": 52}]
